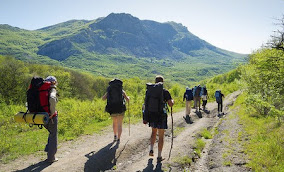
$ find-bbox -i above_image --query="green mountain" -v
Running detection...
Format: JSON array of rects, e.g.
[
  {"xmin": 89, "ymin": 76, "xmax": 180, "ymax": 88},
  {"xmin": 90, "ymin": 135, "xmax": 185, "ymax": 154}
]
[{"xmin": 0, "ymin": 13, "xmax": 247, "ymax": 84}]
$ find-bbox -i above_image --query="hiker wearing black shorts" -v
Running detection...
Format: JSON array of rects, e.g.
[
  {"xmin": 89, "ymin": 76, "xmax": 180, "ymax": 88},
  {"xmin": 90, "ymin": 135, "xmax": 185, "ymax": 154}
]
[
  {"xmin": 143, "ymin": 75, "xmax": 174, "ymax": 162},
  {"xmin": 102, "ymin": 79, "xmax": 130, "ymax": 142},
  {"xmin": 215, "ymin": 90, "xmax": 225, "ymax": 114}
]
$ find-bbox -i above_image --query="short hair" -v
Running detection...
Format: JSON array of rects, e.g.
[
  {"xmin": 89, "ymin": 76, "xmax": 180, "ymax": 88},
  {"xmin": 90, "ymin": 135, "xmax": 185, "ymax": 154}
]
[{"xmin": 155, "ymin": 75, "xmax": 164, "ymax": 83}]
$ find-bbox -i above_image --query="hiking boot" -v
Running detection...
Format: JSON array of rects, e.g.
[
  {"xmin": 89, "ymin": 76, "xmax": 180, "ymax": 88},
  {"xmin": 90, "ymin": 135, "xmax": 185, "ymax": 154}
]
[
  {"xmin": 46, "ymin": 158, "xmax": 58, "ymax": 163},
  {"xmin": 149, "ymin": 150, "xmax": 154, "ymax": 156},
  {"xmin": 157, "ymin": 157, "xmax": 164, "ymax": 162}
]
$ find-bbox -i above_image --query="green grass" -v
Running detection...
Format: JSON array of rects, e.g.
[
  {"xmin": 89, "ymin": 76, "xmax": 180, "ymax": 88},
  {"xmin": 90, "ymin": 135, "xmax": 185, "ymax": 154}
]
[
  {"xmin": 234, "ymin": 93, "xmax": 284, "ymax": 172},
  {"xmin": 173, "ymin": 155, "xmax": 192, "ymax": 167},
  {"xmin": 200, "ymin": 128, "xmax": 212, "ymax": 139},
  {"xmin": 193, "ymin": 138, "xmax": 206, "ymax": 157}
]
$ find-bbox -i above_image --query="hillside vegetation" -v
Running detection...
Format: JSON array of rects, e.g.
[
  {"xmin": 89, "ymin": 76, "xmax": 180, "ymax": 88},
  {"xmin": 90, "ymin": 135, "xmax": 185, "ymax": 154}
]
[
  {"xmin": 204, "ymin": 47, "xmax": 283, "ymax": 171},
  {"xmin": 0, "ymin": 46, "xmax": 283, "ymax": 170},
  {"xmin": 0, "ymin": 55, "xmax": 186, "ymax": 162},
  {"xmin": 0, "ymin": 13, "xmax": 246, "ymax": 85}
]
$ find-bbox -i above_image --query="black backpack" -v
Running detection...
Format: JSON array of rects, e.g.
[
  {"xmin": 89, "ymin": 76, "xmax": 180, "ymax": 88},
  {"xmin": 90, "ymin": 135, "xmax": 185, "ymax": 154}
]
[
  {"xmin": 185, "ymin": 88, "xmax": 193, "ymax": 101},
  {"xmin": 215, "ymin": 90, "xmax": 222, "ymax": 103},
  {"xmin": 105, "ymin": 79, "xmax": 126, "ymax": 114},
  {"xmin": 27, "ymin": 77, "xmax": 45, "ymax": 112},
  {"xmin": 202, "ymin": 87, "xmax": 208, "ymax": 95},
  {"xmin": 195, "ymin": 85, "xmax": 201, "ymax": 97},
  {"xmin": 143, "ymin": 82, "xmax": 164, "ymax": 122}
]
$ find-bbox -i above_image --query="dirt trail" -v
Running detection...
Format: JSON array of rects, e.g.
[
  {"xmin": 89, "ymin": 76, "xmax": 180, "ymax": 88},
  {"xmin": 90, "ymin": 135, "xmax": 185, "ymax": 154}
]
[{"xmin": 0, "ymin": 91, "xmax": 249, "ymax": 172}]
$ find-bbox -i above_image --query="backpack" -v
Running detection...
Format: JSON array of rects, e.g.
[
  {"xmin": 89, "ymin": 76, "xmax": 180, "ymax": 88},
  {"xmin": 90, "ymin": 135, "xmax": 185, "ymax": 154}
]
[
  {"xmin": 195, "ymin": 85, "xmax": 201, "ymax": 97},
  {"xmin": 185, "ymin": 88, "xmax": 193, "ymax": 101},
  {"xmin": 215, "ymin": 90, "xmax": 222, "ymax": 103},
  {"xmin": 27, "ymin": 77, "xmax": 52, "ymax": 113},
  {"xmin": 143, "ymin": 82, "xmax": 164, "ymax": 122},
  {"xmin": 202, "ymin": 87, "xmax": 207, "ymax": 95},
  {"xmin": 105, "ymin": 79, "xmax": 126, "ymax": 114}
]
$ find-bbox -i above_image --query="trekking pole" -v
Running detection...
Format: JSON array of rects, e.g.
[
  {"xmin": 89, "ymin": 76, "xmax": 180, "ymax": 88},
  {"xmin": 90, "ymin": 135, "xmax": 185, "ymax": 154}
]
[
  {"xmin": 168, "ymin": 107, "xmax": 173, "ymax": 160},
  {"xmin": 128, "ymin": 101, "xmax": 130, "ymax": 136}
]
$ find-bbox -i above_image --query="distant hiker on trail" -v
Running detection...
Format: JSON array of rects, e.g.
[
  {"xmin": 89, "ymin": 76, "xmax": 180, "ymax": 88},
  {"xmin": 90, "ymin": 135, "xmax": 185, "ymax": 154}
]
[
  {"xmin": 215, "ymin": 90, "xmax": 225, "ymax": 115},
  {"xmin": 201, "ymin": 86, "xmax": 208, "ymax": 110},
  {"xmin": 102, "ymin": 79, "xmax": 130, "ymax": 142},
  {"xmin": 193, "ymin": 85, "xmax": 202, "ymax": 112},
  {"xmin": 183, "ymin": 87, "xmax": 193, "ymax": 118},
  {"xmin": 143, "ymin": 75, "xmax": 174, "ymax": 162},
  {"xmin": 43, "ymin": 76, "xmax": 59, "ymax": 163}
]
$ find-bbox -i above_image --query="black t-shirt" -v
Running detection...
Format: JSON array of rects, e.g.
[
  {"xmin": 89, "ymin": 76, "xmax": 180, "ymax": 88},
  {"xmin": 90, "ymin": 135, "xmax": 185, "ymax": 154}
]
[{"xmin": 163, "ymin": 89, "xmax": 172, "ymax": 103}]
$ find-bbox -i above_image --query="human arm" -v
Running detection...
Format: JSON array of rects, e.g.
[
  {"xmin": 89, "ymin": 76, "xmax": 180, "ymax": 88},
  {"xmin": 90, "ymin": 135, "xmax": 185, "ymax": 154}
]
[
  {"xmin": 49, "ymin": 87, "xmax": 57, "ymax": 117},
  {"xmin": 122, "ymin": 90, "xmax": 130, "ymax": 102},
  {"xmin": 167, "ymin": 99, "xmax": 174, "ymax": 107},
  {"xmin": 164, "ymin": 89, "xmax": 174, "ymax": 107},
  {"xmin": 102, "ymin": 92, "xmax": 107, "ymax": 100}
]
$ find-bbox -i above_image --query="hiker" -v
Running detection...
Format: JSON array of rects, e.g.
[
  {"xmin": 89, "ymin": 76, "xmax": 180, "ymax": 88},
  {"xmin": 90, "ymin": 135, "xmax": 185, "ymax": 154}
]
[
  {"xmin": 183, "ymin": 87, "xmax": 193, "ymax": 117},
  {"xmin": 44, "ymin": 76, "xmax": 59, "ymax": 163},
  {"xmin": 193, "ymin": 85, "xmax": 202, "ymax": 112},
  {"xmin": 143, "ymin": 75, "xmax": 174, "ymax": 162},
  {"xmin": 201, "ymin": 86, "xmax": 208, "ymax": 110},
  {"xmin": 102, "ymin": 79, "xmax": 130, "ymax": 142},
  {"xmin": 215, "ymin": 90, "xmax": 225, "ymax": 114}
]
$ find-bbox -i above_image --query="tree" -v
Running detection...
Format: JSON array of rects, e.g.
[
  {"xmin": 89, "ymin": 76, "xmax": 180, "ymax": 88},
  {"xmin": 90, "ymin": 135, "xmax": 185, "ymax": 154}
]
[{"xmin": 268, "ymin": 15, "xmax": 284, "ymax": 51}]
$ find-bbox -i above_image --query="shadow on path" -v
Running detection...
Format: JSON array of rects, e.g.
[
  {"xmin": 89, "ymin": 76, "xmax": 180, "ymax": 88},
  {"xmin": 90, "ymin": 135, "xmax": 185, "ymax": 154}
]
[
  {"xmin": 84, "ymin": 140, "xmax": 129, "ymax": 172},
  {"xmin": 142, "ymin": 158, "xmax": 164, "ymax": 172},
  {"xmin": 15, "ymin": 160, "xmax": 52, "ymax": 172},
  {"xmin": 84, "ymin": 141, "xmax": 118, "ymax": 172}
]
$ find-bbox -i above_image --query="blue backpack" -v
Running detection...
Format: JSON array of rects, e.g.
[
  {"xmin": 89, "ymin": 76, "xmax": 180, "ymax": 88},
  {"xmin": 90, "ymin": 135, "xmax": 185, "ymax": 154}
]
[
  {"xmin": 185, "ymin": 88, "xmax": 193, "ymax": 101},
  {"xmin": 215, "ymin": 90, "xmax": 222, "ymax": 103}
]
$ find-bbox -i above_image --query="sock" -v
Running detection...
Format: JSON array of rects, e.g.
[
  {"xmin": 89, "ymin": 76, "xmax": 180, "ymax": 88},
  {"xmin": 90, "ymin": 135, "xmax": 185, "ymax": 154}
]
[
  {"xmin": 158, "ymin": 151, "xmax": 162, "ymax": 157},
  {"xmin": 150, "ymin": 145, "xmax": 154, "ymax": 151}
]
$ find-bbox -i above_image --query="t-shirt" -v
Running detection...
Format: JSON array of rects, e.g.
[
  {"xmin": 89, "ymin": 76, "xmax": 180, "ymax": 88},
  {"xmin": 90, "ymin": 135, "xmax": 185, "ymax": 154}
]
[{"xmin": 163, "ymin": 89, "xmax": 172, "ymax": 103}]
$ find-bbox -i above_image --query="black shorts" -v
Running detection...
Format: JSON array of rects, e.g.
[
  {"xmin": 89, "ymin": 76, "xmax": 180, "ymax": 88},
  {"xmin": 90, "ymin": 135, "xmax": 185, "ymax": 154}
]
[{"xmin": 148, "ymin": 112, "xmax": 168, "ymax": 129}]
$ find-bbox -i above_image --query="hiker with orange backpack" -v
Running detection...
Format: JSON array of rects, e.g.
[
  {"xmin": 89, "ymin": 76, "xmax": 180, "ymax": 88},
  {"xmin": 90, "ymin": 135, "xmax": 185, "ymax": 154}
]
[
  {"xmin": 102, "ymin": 79, "xmax": 130, "ymax": 142},
  {"xmin": 26, "ymin": 76, "xmax": 59, "ymax": 163},
  {"xmin": 143, "ymin": 75, "xmax": 174, "ymax": 162}
]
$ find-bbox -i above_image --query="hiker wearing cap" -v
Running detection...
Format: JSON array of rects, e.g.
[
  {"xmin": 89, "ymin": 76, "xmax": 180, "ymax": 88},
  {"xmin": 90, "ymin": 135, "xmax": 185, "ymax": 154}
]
[
  {"xmin": 44, "ymin": 76, "xmax": 58, "ymax": 163},
  {"xmin": 143, "ymin": 75, "xmax": 174, "ymax": 162},
  {"xmin": 102, "ymin": 79, "xmax": 130, "ymax": 142}
]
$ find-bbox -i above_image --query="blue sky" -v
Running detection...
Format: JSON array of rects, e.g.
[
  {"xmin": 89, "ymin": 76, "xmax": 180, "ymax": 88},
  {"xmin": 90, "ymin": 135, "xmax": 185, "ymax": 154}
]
[{"xmin": 0, "ymin": 0, "xmax": 283, "ymax": 54}]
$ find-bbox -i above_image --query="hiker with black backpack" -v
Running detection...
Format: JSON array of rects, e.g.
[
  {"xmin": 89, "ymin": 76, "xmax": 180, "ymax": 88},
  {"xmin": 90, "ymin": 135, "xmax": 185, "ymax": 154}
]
[
  {"xmin": 102, "ymin": 79, "xmax": 130, "ymax": 142},
  {"xmin": 193, "ymin": 85, "xmax": 202, "ymax": 112},
  {"xmin": 215, "ymin": 90, "xmax": 225, "ymax": 115},
  {"xmin": 27, "ymin": 76, "xmax": 59, "ymax": 163},
  {"xmin": 183, "ymin": 87, "xmax": 193, "ymax": 118},
  {"xmin": 143, "ymin": 75, "xmax": 174, "ymax": 162},
  {"xmin": 201, "ymin": 86, "xmax": 208, "ymax": 110}
]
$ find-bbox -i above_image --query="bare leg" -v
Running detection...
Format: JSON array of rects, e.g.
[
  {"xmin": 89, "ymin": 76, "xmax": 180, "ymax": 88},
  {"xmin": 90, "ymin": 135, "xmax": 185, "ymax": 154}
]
[
  {"xmin": 150, "ymin": 128, "xmax": 157, "ymax": 149},
  {"xmin": 112, "ymin": 116, "xmax": 118, "ymax": 137},
  {"xmin": 157, "ymin": 129, "xmax": 165, "ymax": 158},
  {"xmin": 117, "ymin": 115, "xmax": 124, "ymax": 139}
]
